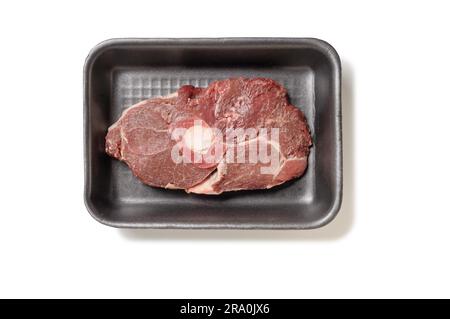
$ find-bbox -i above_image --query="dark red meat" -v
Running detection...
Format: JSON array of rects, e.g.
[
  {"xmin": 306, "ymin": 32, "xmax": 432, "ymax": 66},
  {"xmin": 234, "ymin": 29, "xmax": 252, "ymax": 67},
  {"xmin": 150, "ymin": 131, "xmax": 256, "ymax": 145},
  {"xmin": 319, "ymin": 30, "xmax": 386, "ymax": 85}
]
[{"xmin": 105, "ymin": 78, "xmax": 312, "ymax": 194}]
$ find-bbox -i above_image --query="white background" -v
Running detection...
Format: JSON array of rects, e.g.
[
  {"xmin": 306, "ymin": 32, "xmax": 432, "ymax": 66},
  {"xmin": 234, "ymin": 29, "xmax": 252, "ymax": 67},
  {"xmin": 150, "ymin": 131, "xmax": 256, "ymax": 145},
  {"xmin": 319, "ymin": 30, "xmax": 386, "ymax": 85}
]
[{"xmin": 0, "ymin": 0, "xmax": 449, "ymax": 298}]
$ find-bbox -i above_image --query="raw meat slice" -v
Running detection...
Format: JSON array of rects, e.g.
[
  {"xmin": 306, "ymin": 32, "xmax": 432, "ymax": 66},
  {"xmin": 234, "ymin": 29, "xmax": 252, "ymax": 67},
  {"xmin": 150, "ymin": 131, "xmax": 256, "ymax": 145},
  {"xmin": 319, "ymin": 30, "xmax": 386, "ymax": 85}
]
[{"xmin": 105, "ymin": 78, "xmax": 312, "ymax": 194}]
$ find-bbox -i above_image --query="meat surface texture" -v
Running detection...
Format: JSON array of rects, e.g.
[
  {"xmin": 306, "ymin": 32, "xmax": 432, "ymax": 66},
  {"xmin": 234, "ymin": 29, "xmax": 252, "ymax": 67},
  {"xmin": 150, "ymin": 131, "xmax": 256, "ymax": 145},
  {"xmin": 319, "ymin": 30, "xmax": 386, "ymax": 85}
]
[{"xmin": 105, "ymin": 78, "xmax": 312, "ymax": 195}]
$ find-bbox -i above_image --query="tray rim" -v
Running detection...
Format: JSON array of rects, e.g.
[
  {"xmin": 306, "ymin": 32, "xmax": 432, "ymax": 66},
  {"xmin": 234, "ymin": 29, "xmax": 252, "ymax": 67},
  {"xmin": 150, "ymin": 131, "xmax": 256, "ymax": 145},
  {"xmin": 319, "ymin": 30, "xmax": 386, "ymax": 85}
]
[{"xmin": 83, "ymin": 37, "xmax": 343, "ymax": 230}]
